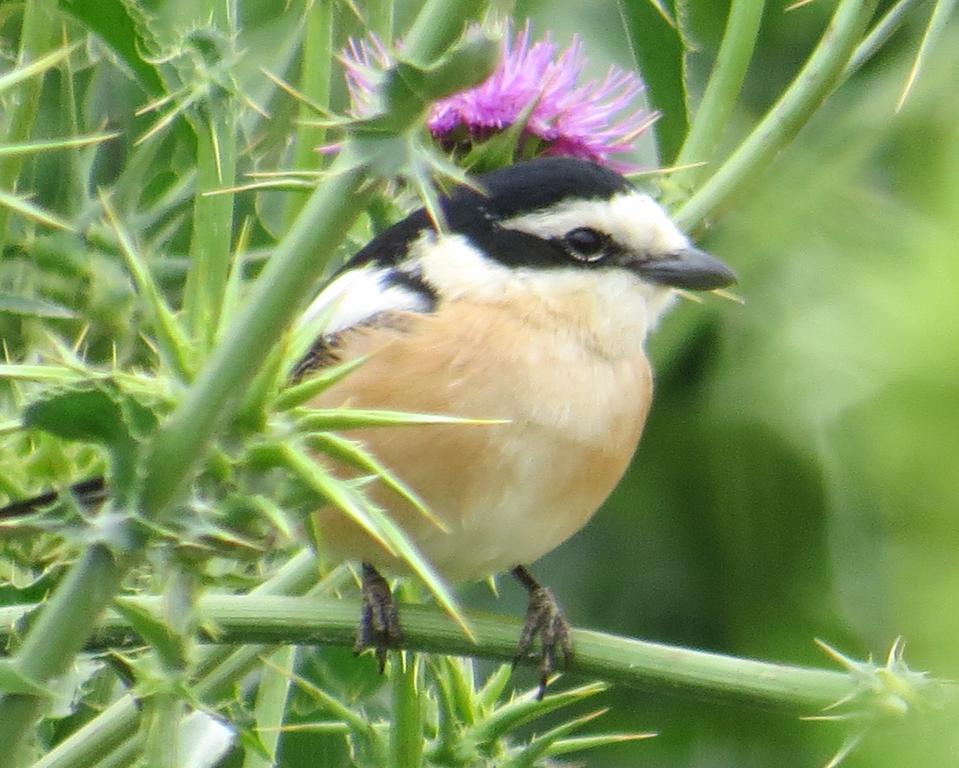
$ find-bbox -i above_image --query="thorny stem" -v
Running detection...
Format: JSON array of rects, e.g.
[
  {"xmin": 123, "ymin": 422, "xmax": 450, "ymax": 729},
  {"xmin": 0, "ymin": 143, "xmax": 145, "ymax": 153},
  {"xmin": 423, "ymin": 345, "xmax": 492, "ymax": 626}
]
[
  {"xmin": 674, "ymin": 0, "xmax": 880, "ymax": 231},
  {"xmin": 0, "ymin": 545, "xmax": 130, "ymax": 765},
  {"xmin": 0, "ymin": 597, "xmax": 876, "ymax": 713},
  {"xmin": 673, "ymin": 0, "xmax": 766, "ymax": 190}
]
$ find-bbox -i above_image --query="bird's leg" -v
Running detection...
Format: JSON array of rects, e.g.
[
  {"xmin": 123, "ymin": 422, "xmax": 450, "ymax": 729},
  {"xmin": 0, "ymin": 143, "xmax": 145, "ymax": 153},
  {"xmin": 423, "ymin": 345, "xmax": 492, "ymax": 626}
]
[
  {"xmin": 511, "ymin": 565, "xmax": 573, "ymax": 699},
  {"xmin": 355, "ymin": 562, "xmax": 403, "ymax": 671}
]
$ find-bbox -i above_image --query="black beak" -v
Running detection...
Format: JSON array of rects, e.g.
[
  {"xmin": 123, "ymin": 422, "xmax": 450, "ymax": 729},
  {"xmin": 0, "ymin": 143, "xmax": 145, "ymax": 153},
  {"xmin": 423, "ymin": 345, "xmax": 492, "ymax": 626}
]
[{"xmin": 633, "ymin": 247, "xmax": 737, "ymax": 290}]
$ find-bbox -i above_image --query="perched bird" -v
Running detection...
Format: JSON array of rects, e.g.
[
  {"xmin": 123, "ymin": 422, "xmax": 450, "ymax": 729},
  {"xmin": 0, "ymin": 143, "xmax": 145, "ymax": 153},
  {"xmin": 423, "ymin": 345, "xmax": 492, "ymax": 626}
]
[
  {"xmin": 0, "ymin": 156, "xmax": 734, "ymax": 697},
  {"xmin": 294, "ymin": 156, "xmax": 736, "ymax": 693}
]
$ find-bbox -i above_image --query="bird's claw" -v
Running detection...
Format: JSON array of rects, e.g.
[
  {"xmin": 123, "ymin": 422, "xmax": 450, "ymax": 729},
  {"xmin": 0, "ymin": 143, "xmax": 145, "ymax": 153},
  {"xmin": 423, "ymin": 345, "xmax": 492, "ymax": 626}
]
[
  {"xmin": 355, "ymin": 562, "xmax": 403, "ymax": 672},
  {"xmin": 512, "ymin": 569, "xmax": 573, "ymax": 699}
]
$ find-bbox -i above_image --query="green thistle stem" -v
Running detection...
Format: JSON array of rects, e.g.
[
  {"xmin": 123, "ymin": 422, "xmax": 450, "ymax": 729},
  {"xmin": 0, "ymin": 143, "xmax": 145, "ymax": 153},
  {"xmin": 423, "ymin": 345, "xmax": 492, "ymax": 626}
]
[
  {"xmin": 190, "ymin": 597, "xmax": 856, "ymax": 710},
  {"xmin": 0, "ymin": 545, "xmax": 131, "ymax": 766},
  {"xmin": 88, "ymin": 741, "xmax": 138, "ymax": 768},
  {"xmin": 142, "ymin": 692, "xmax": 184, "ymax": 768},
  {"xmin": 842, "ymin": 0, "xmax": 923, "ymax": 81},
  {"xmin": 392, "ymin": 654, "xmax": 425, "ymax": 768},
  {"xmin": 0, "ymin": 597, "xmax": 862, "ymax": 712},
  {"xmin": 674, "ymin": 0, "xmax": 879, "ymax": 231},
  {"xmin": 673, "ymin": 0, "xmax": 766, "ymax": 190}
]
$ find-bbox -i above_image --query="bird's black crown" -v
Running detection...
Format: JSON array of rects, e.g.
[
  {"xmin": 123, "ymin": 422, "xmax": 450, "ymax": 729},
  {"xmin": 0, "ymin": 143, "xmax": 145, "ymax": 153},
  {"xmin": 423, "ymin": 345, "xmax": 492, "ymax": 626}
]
[
  {"xmin": 461, "ymin": 156, "xmax": 634, "ymax": 219},
  {"xmin": 347, "ymin": 157, "xmax": 635, "ymax": 271}
]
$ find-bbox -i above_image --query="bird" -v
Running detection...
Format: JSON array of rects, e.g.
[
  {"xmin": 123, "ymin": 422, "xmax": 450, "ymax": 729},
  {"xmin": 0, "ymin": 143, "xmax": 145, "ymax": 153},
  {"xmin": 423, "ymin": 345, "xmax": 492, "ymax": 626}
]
[
  {"xmin": 0, "ymin": 156, "xmax": 734, "ymax": 697},
  {"xmin": 291, "ymin": 155, "xmax": 736, "ymax": 694}
]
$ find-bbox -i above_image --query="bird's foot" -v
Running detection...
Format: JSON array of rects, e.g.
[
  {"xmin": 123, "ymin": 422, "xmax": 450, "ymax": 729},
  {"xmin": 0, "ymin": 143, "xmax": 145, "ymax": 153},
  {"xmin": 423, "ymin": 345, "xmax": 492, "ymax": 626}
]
[
  {"xmin": 355, "ymin": 562, "xmax": 403, "ymax": 672},
  {"xmin": 512, "ymin": 565, "xmax": 573, "ymax": 699}
]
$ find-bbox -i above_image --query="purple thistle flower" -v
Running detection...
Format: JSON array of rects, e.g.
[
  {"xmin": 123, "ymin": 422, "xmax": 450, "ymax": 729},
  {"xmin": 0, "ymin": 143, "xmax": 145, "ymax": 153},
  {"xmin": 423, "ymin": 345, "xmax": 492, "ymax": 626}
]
[{"xmin": 341, "ymin": 22, "xmax": 657, "ymax": 169}]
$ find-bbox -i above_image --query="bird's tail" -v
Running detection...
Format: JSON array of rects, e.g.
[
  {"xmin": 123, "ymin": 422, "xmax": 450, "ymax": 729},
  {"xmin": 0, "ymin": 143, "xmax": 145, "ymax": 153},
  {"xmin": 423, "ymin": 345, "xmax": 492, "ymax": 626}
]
[{"xmin": 0, "ymin": 476, "xmax": 107, "ymax": 519}]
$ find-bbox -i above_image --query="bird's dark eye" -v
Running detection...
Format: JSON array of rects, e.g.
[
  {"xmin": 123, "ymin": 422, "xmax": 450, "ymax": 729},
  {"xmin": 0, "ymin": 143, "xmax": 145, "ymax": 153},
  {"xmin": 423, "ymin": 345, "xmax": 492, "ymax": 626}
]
[{"xmin": 563, "ymin": 227, "xmax": 607, "ymax": 262}]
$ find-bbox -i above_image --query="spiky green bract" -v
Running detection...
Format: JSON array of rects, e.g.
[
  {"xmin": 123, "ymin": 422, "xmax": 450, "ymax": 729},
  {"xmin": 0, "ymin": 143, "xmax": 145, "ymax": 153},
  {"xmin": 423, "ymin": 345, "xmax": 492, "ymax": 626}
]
[{"xmin": 274, "ymin": 651, "xmax": 642, "ymax": 767}]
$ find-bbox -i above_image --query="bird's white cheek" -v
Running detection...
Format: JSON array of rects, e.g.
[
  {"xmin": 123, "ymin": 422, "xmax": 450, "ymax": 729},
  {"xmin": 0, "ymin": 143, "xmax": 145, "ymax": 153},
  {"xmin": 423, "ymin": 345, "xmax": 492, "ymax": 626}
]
[{"xmin": 412, "ymin": 232, "xmax": 512, "ymax": 301}]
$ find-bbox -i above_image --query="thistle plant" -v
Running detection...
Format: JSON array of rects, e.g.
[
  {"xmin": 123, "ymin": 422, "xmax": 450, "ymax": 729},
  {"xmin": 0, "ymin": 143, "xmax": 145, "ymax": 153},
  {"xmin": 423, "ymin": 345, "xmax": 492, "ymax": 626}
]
[
  {"xmin": 0, "ymin": 2, "xmax": 956, "ymax": 768},
  {"xmin": 342, "ymin": 22, "xmax": 657, "ymax": 169}
]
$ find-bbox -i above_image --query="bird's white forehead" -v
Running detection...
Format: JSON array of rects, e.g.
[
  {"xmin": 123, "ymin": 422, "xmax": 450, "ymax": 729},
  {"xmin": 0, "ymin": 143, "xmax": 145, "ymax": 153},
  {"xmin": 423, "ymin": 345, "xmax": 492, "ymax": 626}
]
[{"xmin": 499, "ymin": 190, "xmax": 690, "ymax": 254}]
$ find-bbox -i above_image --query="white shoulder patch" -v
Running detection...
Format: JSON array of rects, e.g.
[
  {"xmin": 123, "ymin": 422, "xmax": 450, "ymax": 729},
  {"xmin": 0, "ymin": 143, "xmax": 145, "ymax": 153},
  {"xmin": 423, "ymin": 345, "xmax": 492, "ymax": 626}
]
[{"xmin": 299, "ymin": 263, "xmax": 432, "ymax": 336}]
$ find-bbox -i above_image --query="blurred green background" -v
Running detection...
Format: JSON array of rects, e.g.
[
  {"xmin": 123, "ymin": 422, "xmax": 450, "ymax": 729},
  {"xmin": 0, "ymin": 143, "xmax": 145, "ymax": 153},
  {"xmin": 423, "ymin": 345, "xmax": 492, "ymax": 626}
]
[{"xmin": 3, "ymin": 1, "xmax": 958, "ymax": 766}]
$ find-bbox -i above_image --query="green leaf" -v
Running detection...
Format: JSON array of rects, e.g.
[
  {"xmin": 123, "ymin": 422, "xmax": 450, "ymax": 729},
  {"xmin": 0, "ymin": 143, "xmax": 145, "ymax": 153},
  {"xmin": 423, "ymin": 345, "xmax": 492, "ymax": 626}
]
[
  {"xmin": 25, "ymin": 386, "xmax": 133, "ymax": 445},
  {"xmin": 443, "ymin": 656, "xmax": 477, "ymax": 725},
  {"xmin": 0, "ymin": 293, "xmax": 77, "ymax": 319},
  {"xmin": 370, "ymin": 30, "xmax": 499, "ymax": 130},
  {"xmin": 308, "ymin": 432, "xmax": 445, "ymax": 532},
  {"xmin": 101, "ymin": 192, "xmax": 194, "ymax": 381},
  {"xmin": 0, "ymin": 42, "xmax": 78, "ymax": 95},
  {"xmin": 58, "ymin": 0, "xmax": 165, "ymax": 96},
  {"xmin": 296, "ymin": 407, "xmax": 507, "ymax": 431},
  {"xmin": 428, "ymin": 658, "xmax": 466, "ymax": 763},
  {"xmin": 258, "ymin": 442, "xmax": 395, "ymax": 555},
  {"xmin": 462, "ymin": 93, "xmax": 539, "ymax": 173},
  {"xmin": 0, "ymin": 190, "xmax": 76, "ymax": 232},
  {"xmin": 213, "ymin": 217, "xmax": 252, "ymax": 349},
  {"xmin": 543, "ymin": 731, "xmax": 657, "ymax": 759},
  {"xmin": 0, "ymin": 133, "xmax": 120, "ymax": 158},
  {"xmin": 235, "ymin": 343, "xmax": 289, "ymax": 432},
  {"xmin": 112, "ymin": 599, "xmax": 189, "ymax": 670},
  {"xmin": 0, "ymin": 660, "xmax": 54, "ymax": 697},
  {"xmin": 353, "ymin": 503, "xmax": 474, "ymax": 642},
  {"xmin": 23, "ymin": 382, "xmax": 158, "ymax": 499},
  {"xmin": 244, "ymin": 494, "xmax": 297, "ymax": 542},
  {"xmin": 618, "ymin": 0, "xmax": 689, "ymax": 162},
  {"xmin": 469, "ymin": 682, "xmax": 608, "ymax": 747},
  {"xmin": 279, "ymin": 662, "xmax": 376, "ymax": 734},
  {"xmin": 475, "ymin": 663, "xmax": 513, "ymax": 710},
  {"xmin": 264, "ymin": 442, "xmax": 473, "ymax": 641},
  {"xmin": 274, "ymin": 355, "xmax": 371, "ymax": 411},
  {"xmin": 0, "ymin": 364, "xmax": 88, "ymax": 383},
  {"xmin": 247, "ymin": 646, "xmax": 296, "ymax": 768},
  {"xmin": 235, "ymin": 726, "xmax": 275, "ymax": 764},
  {"xmin": 510, "ymin": 707, "xmax": 655, "ymax": 765}
]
